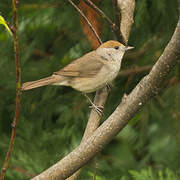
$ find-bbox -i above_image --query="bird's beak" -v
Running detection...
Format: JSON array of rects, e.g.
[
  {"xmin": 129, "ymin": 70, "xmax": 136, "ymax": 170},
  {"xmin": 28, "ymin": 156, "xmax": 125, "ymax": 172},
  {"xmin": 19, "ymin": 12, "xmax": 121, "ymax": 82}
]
[{"xmin": 125, "ymin": 46, "xmax": 134, "ymax": 51}]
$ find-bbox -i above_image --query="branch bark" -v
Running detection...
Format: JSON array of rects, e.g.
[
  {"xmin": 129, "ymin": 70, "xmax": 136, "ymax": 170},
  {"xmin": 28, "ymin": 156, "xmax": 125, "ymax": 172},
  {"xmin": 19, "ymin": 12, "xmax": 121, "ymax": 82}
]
[
  {"xmin": 0, "ymin": 1, "xmax": 21, "ymax": 180},
  {"xmin": 118, "ymin": 0, "xmax": 135, "ymax": 44},
  {"xmin": 32, "ymin": 3, "xmax": 180, "ymax": 179},
  {"xmin": 67, "ymin": 88, "xmax": 108, "ymax": 180}
]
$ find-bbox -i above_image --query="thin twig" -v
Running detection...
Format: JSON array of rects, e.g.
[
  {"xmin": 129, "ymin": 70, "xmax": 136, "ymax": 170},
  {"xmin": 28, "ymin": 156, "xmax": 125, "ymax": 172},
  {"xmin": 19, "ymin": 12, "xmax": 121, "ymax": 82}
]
[
  {"xmin": 83, "ymin": 0, "xmax": 123, "ymax": 42},
  {"xmin": 68, "ymin": 0, "xmax": 102, "ymax": 45},
  {"xmin": 10, "ymin": 165, "xmax": 35, "ymax": 178},
  {"xmin": 83, "ymin": 0, "xmax": 115, "ymax": 27},
  {"xmin": 0, "ymin": 0, "xmax": 21, "ymax": 179}
]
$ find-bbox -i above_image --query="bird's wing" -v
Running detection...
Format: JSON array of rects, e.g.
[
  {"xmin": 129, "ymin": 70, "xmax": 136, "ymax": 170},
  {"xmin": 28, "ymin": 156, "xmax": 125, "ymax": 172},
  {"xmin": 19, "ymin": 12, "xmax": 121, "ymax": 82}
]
[{"xmin": 54, "ymin": 51, "xmax": 107, "ymax": 77}]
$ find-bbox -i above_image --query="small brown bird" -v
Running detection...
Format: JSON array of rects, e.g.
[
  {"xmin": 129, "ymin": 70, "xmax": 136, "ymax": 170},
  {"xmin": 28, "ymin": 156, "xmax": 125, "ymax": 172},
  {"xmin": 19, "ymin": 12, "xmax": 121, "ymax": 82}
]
[{"xmin": 22, "ymin": 40, "xmax": 133, "ymax": 93}]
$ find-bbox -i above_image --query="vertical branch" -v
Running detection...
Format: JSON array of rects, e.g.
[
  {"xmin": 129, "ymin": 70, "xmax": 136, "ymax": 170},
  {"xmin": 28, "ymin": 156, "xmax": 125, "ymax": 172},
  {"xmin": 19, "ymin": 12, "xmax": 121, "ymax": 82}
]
[
  {"xmin": 117, "ymin": 0, "xmax": 135, "ymax": 45},
  {"xmin": 0, "ymin": 0, "xmax": 21, "ymax": 179}
]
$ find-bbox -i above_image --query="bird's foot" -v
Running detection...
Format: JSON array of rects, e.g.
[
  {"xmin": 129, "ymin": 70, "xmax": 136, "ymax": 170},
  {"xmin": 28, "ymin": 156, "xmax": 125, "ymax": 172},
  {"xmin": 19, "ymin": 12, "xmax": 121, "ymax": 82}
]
[
  {"xmin": 89, "ymin": 104, "xmax": 104, "ymax": 116},
  {"xmin": 83, "ymin": 93, "xmax": 104, "ymax": 116}
]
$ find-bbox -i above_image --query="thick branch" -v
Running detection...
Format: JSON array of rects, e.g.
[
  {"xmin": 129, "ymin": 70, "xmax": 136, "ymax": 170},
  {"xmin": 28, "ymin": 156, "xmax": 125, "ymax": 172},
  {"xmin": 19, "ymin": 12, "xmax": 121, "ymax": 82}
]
[{"xmin": 31, "ymin": 11, "xmax": 180, "ymax": 180}]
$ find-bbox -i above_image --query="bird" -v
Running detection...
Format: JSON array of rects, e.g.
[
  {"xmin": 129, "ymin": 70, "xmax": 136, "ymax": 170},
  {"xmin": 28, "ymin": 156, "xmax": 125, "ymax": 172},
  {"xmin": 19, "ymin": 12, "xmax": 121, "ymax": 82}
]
[
  {"xmin": 22, "ymin": 40, "xmax": 133, "ymax": 92},
  {"xmin": 22, "ymin": 40, "xmax": 133, "ymax": 114}
]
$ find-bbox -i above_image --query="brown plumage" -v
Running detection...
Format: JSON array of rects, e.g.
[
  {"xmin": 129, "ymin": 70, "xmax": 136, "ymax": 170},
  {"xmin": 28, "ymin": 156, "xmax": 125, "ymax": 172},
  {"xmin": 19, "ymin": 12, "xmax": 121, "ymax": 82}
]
[
  {"xmin": 22, "ymin": 40, "xmax": 132, "ymax": 93},
  {"xmin": 22, "ymin": 76, "xmax": 64, "ymax": 90},
  {"xmin": 22, "ymin": 51, "xmax": 105, "ymax": 91}
]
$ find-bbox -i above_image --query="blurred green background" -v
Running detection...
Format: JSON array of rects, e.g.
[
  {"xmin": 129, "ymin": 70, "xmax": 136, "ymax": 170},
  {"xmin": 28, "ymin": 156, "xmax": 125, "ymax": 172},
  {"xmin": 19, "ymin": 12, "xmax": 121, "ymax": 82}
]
[{"xmin": 0, "ymin": 0, "xmax": 180, "ymax": 179}]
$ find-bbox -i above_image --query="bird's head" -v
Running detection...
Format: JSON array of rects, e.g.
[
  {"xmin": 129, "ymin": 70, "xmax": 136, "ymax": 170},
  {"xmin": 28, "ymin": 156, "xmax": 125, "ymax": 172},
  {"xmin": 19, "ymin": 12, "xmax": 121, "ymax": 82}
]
[
  {"xmin": 96, "ymin": 40, "xmax": 134, "ymax": 61},
  {"xmin": 98, "ymin": 40, "xmax": 134, "ymax": 52}
]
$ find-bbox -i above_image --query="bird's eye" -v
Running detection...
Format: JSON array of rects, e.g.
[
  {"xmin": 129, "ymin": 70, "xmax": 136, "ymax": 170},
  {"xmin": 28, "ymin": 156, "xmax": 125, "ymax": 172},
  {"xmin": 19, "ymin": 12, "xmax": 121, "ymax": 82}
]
[{"xmin": 114, "ymin": 46, "xmax": 119, "ymax": 50}]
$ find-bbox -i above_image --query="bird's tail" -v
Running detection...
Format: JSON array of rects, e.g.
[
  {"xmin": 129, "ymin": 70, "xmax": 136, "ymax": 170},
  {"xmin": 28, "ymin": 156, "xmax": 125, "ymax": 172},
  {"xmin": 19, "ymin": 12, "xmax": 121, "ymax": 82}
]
[{"xmin": 22, "ymin": 75, "xmax": 63, "ymax": 91}]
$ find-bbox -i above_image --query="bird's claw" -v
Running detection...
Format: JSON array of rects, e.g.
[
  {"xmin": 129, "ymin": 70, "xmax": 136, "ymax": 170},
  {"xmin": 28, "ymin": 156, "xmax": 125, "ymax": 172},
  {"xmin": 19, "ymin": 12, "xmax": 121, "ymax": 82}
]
[
  {"xmin": 83, "ymin": 93, "xmax": 104, "ymax": 116},
  {"xmin": 89, "ymin": 104, "xmax": 104, "ymax": 116}
]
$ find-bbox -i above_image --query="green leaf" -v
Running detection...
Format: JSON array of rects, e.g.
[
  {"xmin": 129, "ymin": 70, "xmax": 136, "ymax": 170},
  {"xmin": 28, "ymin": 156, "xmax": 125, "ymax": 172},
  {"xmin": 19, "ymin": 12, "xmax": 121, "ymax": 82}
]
[{"xmin": 0, "ymin": 15, "xmax": 12, "ymax": 36}]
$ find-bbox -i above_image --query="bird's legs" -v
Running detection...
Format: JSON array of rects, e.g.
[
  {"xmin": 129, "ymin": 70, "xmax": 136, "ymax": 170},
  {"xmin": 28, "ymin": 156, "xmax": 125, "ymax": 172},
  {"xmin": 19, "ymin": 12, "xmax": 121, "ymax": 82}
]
[{"xmin": 83, "ymin": 93, "xmax": 104, "ymax": 116}]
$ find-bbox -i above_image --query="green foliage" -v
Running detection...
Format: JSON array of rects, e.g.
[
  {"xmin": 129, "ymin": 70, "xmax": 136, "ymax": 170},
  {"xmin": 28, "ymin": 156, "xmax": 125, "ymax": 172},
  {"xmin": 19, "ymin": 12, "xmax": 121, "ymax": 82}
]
[
  {"xmin": 128, "ymin": 168, "xmax": 180, "ymax": 180},
  {"xmin": 0, "ymin": 0, "xmax": 180, "ymax": 179},
  {"xmin": 0, "ymin": 15, "xmax": 12, "ymax": 36}
]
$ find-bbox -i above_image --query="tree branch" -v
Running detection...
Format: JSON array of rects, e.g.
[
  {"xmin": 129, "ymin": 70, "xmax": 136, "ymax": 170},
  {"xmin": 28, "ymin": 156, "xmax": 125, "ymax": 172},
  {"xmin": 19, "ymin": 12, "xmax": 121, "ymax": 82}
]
[
  {"xmin": 82, "ymin": 0, "xmax": 123, "ymax": 42},
  {"xmin": 0, "ymin": 0, "xmax": 21, "ymax": 180},
  {"xmin": 67, "ymin": 88, "xmax": 109, "ymax": 180},
  {"xmin": 68, "ymin": 0, "xmax": 102, "ymax": 45},
  {"xmin": 118, "ymin": 0, "xmax": 135, "ymax": 44},
  {"xmin": 31, "ymin": 3, "xmax": 180, "ymax": 179}
]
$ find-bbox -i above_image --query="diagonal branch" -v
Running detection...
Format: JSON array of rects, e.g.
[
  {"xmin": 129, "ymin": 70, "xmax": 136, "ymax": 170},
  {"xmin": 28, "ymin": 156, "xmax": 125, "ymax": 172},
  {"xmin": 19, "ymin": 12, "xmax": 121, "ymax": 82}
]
[
  {"xmin": 112, "ymin": 0, "xmax": 123, "ymax": 42},
  {"xmin": 83, "ymin": 0, "xmax": 115, "ymax": 27},
  {"xmin": 68, "ymin": 0, "xmax": 102, "ymax": 45},
  {"xmin": 67, "ymin": 88, "xmax": 109, "ymax": 180},
  {"xmin": 82, "ymin": 0, "xmax": 123, "ymax": 42},
  {"xmin": 31, "ymin": 2, "xmax": 180, "ymax": 179}
]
